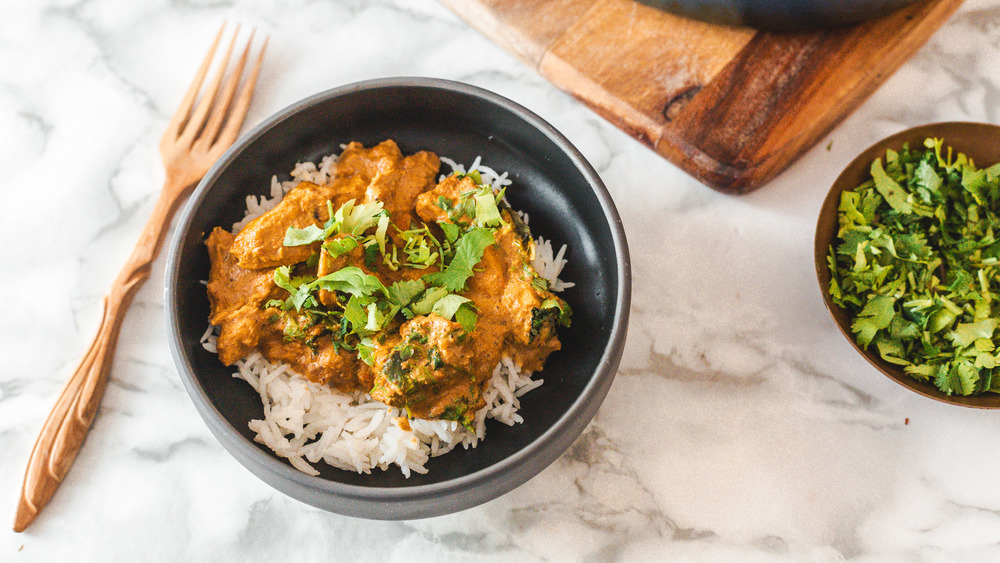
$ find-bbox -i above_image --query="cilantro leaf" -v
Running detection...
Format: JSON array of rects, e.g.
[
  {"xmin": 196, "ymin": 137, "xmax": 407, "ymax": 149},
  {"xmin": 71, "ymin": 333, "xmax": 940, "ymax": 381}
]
[
  {"xmin": 356, "ymin": 336, "xmax": 376, "ymax": 366},
  {"xmin": 852, "ymin": 295, "xmax": 896, "ymax": 349},
  {"xmin": 323, "ymin": 236, "xmax": 359, "ymax": 258},
  {"xmin": 423, "ymin": 227, "xmax": 495, "ymax": 292},
  {"xmin": 870, "ymin": 158, "xmax": 913, "ymax": 214},
  {"xmin": 454, "ymin": 302, "xmax": 478, "ymax": 332},
  {"xmin": 365, "ymin": 302, "xmax": 386, "ymax": 332},
  {"xmin": 962, "ymin": 166, "xmax": 989, "ymax": 205},
  {"xmin": 314, "ymin": 266, "xmax": 388, "ymax": 299},
  {"xmin": 388, "ymin": 279, "xmax": 426, "ymax": 308},
  {"xmin": 913, "ymin": 160, "xmax": 942, "ymax": 194},
  {"xmin": 272, "ymin": 266, "xmax": 317, "ymax": 311},
  {"xmin": 541, "ymin": 296, "xmax": 572, "ymax": 327},
  {"xmin": 283, "ymin": 224, "xmax": 326, "ymax": 246},
  {"xmin": 829, "ymin": 137, "xmax": 1000, "ymax": 396},
  {"xmin": 343, "ymin": 294, "xmax": 369, "ymax": 333},
  {"xmin": 439, "ymin": 221, "xmax": 461, "ymax": 244},
  {"xmin": 431, "ymin": 294, "xmax": 472, "ymax": 321},
  {"xmin": 410, "ymin": 287, "xmax": 449, "ymax": 317},
  {"xmin": 273, "ymin": 265, "xmax": 295, "ymax": 293},
  {"xmin": 950, "ymin": 319, "xmax": 998, "ymax": 348},
  {"xmin": 474, "ymin": 188, "xmax": 503, "ymax": 227},
  {"xmin": 936, "ymin": 360, "xmax": 978, "ymax": 396},
  {"xmin": 335, "ymin": 199, "xmax": 385, "ymax": 235}
]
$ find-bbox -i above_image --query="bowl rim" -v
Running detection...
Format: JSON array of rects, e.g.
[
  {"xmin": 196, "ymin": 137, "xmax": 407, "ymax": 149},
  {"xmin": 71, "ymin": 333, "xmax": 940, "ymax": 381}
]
[
  {"xmin": 165, "ymin": 76, "xmax": 632, "ymax": 509},
  {"xmin": 814, "ymin": 120, "xmax": 1000, "ymax": 409}
]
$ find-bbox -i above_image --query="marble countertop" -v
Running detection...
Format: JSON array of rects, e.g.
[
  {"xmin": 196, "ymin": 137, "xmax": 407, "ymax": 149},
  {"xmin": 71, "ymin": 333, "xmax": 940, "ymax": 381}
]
[{"xmin": 4, "ymin": 0, "xmax": 1000, "ymax": 560}]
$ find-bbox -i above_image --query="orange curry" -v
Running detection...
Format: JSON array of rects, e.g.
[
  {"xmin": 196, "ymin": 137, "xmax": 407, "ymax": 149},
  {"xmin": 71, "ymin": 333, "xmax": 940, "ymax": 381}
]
[{"xmin": 205, "ymin": 140, "xmax": 570, "ymax": 427}]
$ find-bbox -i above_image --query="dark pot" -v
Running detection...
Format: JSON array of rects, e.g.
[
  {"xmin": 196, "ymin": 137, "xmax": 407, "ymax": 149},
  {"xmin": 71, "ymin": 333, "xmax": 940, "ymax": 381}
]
[{"xmin": 636, "ymin": 0, "xmax": 925, "ymax": 30}]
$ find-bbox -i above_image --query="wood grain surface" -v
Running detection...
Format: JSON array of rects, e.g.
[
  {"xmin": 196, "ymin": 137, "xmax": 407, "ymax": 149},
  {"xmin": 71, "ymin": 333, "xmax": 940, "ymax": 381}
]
[{"xmin": 440, "ymin": 0, "xmax": 963, "ymax": 193}]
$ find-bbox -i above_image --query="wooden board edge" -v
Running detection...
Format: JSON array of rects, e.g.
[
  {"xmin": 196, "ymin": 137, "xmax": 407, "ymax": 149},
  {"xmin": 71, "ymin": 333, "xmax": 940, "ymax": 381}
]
[{"xmin": 658, "ymin": 0, "xmax": 965, "ymax": 193}]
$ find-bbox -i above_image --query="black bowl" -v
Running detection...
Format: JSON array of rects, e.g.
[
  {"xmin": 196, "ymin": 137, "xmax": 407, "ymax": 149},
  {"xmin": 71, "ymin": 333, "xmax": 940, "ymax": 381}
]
[{"xmin": 165, "ymin": 77, "xmax": 631, "ymax": 519}]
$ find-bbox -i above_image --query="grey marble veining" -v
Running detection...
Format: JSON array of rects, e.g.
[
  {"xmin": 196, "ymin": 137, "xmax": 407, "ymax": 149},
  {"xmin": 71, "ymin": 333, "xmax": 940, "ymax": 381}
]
[{"xmin": 4, "ymin": 0, "xmax": 1000, "ymax": 560}]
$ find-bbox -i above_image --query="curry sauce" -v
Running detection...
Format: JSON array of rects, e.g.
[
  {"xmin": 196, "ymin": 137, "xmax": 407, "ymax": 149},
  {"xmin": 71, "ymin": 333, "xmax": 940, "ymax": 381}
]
[{"xmin": 206, "ymin": 140, "xmax": 570, "ymax": 427}]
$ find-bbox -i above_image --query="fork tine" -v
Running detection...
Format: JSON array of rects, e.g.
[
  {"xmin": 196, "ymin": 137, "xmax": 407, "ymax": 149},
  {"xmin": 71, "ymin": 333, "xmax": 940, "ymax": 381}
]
[
  {"xmin": 197, "ymin": 29, "xmax": 256, "ymax": 149},
  {"xmin": 178, "ymin": 24, "xmax": 241, "ymax": 147},
  {"xmin": 162, "ymin": 23, "xmax": 225, "ymax": 145},
  {"xmin": 213, "ymin": 35, "xmax": 267, "ymax": 151}
]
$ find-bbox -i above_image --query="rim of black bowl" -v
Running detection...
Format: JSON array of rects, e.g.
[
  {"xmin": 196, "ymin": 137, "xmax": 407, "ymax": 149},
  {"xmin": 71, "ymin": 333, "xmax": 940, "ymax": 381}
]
[
  {"xmin": 164, "ymin": 77, "xmax": 631, "ymax": 516},
  {"xmin": 814, "ymin": 121, "xmax": 1000, "ymax": 409}
]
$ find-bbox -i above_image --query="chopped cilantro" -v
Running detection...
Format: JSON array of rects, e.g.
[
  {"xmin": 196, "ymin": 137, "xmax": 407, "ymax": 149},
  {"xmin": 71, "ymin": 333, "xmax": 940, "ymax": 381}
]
[
  {"xmin": 474, "ymin": 187, "xmax": 503, "ymax": 227},
  {"xmin": 272, "ymin": 266, "xmax": 317, "ymax": 311},
  {"xmin": 388, "ymin": 279, "xmax": 426, "ymax": 309},
  {"xmin": 396, "ymin": 224, "xmax": 441, "ymax": 269},
  {"xmin": 828, "ymin": 137, "xmax": 1000, "ymax": 396},
  {"xmin": 410, "ymin": 287, "xmax": 450, "ymax": 317},
  {"xmin": 322, "ymin": 236, "xmax": 358, "ymax": 258},
  {"xmin": 431, "ymin": 294, "xmax": 474, "ymax": 324},
  {"xmin": 439, "ymin": 221, "xmax": 461, "ymax": 244},
  {"xmin": 283, "ymin": 224, "xmax": 325, "ymax": 246},
  {"xmin": 314, "ymin": 266, "xmax": 388, "ymax": 299},
  {"xmin": 282, "ymin": 199, "xmax": 386, "ymax": 252},
  {"xmin": 334, "ymin": 199, "xmax": 385, "ymax": 235},
  {"xmin": 423, "ymin": 227, "xmax": 495, "ymax": 292},
  {"xmin": 453, "ymin": 302, "xmax": 478, "ymax": 333}
]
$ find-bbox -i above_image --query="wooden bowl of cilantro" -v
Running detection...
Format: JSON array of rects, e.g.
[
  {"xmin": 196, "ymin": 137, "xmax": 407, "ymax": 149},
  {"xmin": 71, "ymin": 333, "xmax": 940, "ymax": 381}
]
[{"xmin": 816, "ymin": 122, "xmax": 1000, "ymax": 407}]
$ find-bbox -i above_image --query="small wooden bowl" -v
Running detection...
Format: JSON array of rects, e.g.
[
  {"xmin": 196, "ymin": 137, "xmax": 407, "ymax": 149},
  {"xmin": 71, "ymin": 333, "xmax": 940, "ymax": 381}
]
[{"xmin": 815, "ymin": 122, "xmax": 1000, "ymax": 408}]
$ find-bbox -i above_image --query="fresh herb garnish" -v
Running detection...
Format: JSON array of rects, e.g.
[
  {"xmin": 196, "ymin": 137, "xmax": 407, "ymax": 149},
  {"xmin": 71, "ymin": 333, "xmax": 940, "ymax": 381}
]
[
  {"xmin": 322, "ymin": 236, "xmax": 358, "ymax": 258},
  {"xmin": 473, "ymin": 186, "xmax": 504, "ymax": 227},
  {"xmin": 282, "ymin": 199, "xmax": 385, "ymax": 247},
  {"xmin": 313, "ymin": 266, "xmax": 388, "ymax": 300},
  {"xmin": 268, "ymin": 175, "xmax": 547, "ymax": 368},
  {"xmin": 430, "ymin": 294, "xmax": 477, "ymax": 332},
  {"xmin": 828, "ymin": 137, "xmax": 1000, "ymax": 396},
  {"xmin": 283, "ymin": 224, "xmax": 325, "ymax": 246},
  {"xmin": 423, "ymin": 227, "xmax": 495, "ymax": 292}
]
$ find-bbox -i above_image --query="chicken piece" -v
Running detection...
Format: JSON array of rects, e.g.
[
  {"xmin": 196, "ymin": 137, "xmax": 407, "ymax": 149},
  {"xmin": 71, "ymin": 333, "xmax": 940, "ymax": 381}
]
[
  {"xmin": 228, "ymin": 181, "xmax": 329, "ymax": 269},
  {"xmin": 214, "ymin": 308, "xmax": 272, "ymax": 366},
  {"xmin": 415, "ymin": 174, "xmax": 478, "ymax": 225},
  {"xmin": 205, "ymin": 227, "xmax": 278, "ymax": 365},
  {"xmin": 257, "ymin": 330, "xmax": 374, "ymax": 391},
  {"xmin": 229, "ymin": 178, "xmax": 365, "ymax": 270},
  {"xmin": 369, "ymin": 315, "xmax": 490, "ymax": 425},
  {"xmin": 206, "ymin": 228, "xmax": 275, "ymax": 322},
  {"xmin": 463, "ymin": 221, "xmax": 562, "ymax": 371},
  {"xmin": 334, "ymin": 140, "xmax": 404, "ymax": 184},
  {"xmin": 364, "ymin": 150, "xmax": 440, "ymax": 231}
]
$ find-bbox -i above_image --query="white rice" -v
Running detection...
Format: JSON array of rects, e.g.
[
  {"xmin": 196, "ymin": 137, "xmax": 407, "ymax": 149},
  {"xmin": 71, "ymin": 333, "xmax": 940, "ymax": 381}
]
[{"xmin": 203, "ymin": 150, "xmax": 571, "ymax": 477}]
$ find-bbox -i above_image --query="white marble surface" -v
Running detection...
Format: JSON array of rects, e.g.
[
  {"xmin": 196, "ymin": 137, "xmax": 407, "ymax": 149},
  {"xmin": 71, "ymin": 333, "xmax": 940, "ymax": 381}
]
[{"xmin": 3, "ymin": 0, "xmax": 1000, "ymax": 560}]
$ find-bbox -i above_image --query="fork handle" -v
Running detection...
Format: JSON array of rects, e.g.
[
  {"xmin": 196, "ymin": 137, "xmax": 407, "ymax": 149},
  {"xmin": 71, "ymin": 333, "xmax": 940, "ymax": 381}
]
[{"xmin": 14, "ymin": 179, "xmax": 190, "ymax": 533}]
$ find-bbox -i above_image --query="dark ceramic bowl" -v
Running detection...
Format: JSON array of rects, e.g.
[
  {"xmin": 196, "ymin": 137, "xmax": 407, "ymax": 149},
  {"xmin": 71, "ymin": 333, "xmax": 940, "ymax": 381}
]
[
  {"xmin": 165, "ymin": 78, "xmax": 631, "ymax": 518},
  {"xmin": 815, "ymin": 122, "xmax": 1000, "ymax": 408},
  {"xmin": 637, "ymin": 0, "xmax": 923, "ymax": 30}
]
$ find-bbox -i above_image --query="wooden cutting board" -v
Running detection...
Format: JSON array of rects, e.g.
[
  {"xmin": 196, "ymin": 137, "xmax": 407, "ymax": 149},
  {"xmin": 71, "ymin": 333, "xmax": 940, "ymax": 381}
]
[{"xmin": 439, "ymin": 0, "xmax": 963, "ymax": 193}]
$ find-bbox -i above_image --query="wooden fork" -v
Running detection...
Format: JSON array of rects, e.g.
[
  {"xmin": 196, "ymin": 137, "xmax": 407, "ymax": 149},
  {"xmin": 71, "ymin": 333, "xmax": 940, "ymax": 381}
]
[{"xmin": 13, "ymin": 24, "xmax": 267, "ymax": 533}]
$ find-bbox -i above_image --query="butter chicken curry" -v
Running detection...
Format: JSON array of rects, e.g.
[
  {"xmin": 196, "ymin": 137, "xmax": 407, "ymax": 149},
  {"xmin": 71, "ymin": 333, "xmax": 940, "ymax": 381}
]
[{"xmin": 206, "ymin": 140, "xmax": 570, "ymax": 428}]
